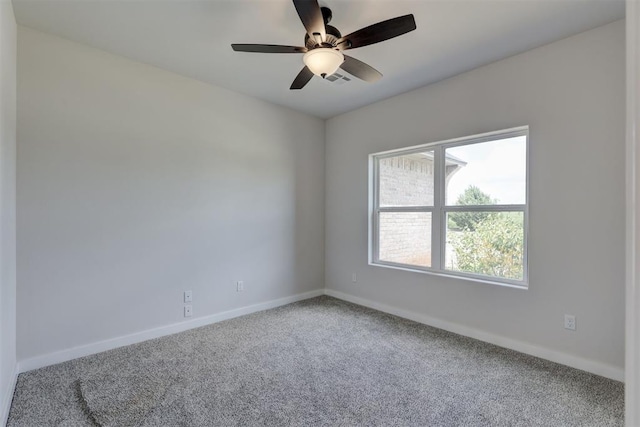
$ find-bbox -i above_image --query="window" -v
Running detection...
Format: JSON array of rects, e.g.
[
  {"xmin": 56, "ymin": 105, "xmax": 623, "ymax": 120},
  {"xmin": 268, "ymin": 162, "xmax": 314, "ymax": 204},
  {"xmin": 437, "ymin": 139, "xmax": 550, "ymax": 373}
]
[{"xmin": 370, "ymin": 127, "xmax": 528, "ymax": 287}]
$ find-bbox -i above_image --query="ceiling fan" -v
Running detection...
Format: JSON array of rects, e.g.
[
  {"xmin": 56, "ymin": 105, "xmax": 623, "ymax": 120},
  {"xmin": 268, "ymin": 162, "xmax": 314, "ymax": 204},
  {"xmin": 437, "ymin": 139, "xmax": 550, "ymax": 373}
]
[{"xmin": 231, "ymin": 0, "xmax": 416, "ymax": 90}]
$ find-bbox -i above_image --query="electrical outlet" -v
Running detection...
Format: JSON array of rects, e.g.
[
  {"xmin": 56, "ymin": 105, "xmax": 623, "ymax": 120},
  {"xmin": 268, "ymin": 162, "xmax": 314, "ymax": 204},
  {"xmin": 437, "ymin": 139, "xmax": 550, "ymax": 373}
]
[
  {"xmin": 184, "ymin": 290, "xmax": 192, "ymax": 303},
  {"xmin": 184, "ymin": 305, "xmax": 193, "ymax": 317},
  {"xmin": 236, "ymin": 281, "xmax": 244, "ymax": 292},
  {"xmin": 352, "ymin": 273, "xmax": 357, "ymax": 283},
  {"xmin": 564, "ymin": 314, "xmax": 576, "ymax": 331}
]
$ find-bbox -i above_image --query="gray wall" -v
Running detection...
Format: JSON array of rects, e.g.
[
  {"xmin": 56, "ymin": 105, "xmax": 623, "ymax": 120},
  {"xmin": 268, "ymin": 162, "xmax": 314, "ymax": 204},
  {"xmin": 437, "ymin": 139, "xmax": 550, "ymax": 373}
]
[
  {"xmin": 0, "ymin": 1, "xmax": 17, "ymax": 424},
  {"xmin": 17, "ymin": 27, "xmax": 325, "ymax": 361},
  {"xmin": 325, "ymin": 21, "xmax": 625, "ymax": 371}
]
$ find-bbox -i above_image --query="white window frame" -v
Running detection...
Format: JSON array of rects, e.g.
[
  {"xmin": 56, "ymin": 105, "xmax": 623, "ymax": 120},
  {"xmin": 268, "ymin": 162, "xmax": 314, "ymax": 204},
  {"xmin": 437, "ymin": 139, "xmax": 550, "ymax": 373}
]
[{"xmin": 369, "ymin": 126, "xmax": 529, "ymax": 289}]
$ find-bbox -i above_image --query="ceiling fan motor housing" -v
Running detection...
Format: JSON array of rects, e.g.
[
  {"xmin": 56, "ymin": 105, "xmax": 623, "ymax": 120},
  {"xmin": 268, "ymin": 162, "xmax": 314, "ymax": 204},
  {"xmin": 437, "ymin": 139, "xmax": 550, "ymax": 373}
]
[
  {"xmin": 305, "ymin": 24, "xmax": 342, "ymax": 49},
  {"xmin": 321, "ymin": 7, "xmax": 332, "ymax": 24}
]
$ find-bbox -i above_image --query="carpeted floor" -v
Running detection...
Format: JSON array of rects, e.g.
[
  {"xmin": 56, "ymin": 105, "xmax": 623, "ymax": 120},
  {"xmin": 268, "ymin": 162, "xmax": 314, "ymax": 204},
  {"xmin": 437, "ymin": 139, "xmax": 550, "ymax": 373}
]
[{"xmin": 7, "ymin": 296, "xmax": 624, "ymax": 426}]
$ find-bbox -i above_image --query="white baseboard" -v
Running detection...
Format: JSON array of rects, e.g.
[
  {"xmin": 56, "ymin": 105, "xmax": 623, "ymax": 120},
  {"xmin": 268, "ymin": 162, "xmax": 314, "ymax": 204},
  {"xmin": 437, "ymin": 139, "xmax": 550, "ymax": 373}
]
[
  {"xmin": 16, "ymin": 287, "xmax": 624, "ymax": 383},
  {"xmin": 1, "ymin": 367, "xmax": 18, "ymax": 427},
  {"xmin": 18, "ymin": 289, "xmax": 324, "ymax": 374},
  {"xmin": 324, "ymin": 289, "xmax": 624, "ymax": 382}
]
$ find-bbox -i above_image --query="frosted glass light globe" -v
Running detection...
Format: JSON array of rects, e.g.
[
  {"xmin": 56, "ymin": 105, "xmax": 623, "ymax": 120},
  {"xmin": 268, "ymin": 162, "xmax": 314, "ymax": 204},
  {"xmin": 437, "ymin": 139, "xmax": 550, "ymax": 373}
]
[{"xmin": 303, "ymin": 48, "xmax": 344, "ymax": 78}]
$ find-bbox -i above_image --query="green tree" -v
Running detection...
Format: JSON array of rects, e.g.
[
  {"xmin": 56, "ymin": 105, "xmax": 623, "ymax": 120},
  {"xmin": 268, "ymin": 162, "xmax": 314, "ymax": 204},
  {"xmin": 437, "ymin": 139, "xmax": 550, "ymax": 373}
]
[
  {"xmin": 448, "ymin": 185, "xmax": 495, "ymax": 231},
  {"xmin": 451, "ymin": 212, "xmax": 524, "ymax": 280}
]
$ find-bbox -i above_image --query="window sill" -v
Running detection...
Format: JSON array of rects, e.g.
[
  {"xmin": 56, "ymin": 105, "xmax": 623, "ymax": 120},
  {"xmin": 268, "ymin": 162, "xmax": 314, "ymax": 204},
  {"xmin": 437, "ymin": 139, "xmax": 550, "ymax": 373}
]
[{"xmin": 369, "ymin": 261, "xmax": 528, "ymax": 290}]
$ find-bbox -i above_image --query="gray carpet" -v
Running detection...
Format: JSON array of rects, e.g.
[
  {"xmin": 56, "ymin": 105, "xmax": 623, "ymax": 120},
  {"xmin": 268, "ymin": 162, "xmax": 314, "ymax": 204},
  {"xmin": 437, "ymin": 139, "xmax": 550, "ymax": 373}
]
[{"xmin": 7, "ymin": 296, "xmax": 624, "ymax": 426}]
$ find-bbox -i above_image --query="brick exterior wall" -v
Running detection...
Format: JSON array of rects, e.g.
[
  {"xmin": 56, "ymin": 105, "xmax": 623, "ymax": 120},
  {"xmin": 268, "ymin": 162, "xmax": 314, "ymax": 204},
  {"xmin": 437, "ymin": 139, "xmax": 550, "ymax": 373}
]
[
  {"xmin": 379, "ymin": 154, "xmax": 434, "ymax": 207},
  {"xmin": 378, "ymin": 154, "xmax": 434, "ymax": 266},
  {"xmin": 379, "ymin": 211, "xmax": 431, "ymax": 267}
]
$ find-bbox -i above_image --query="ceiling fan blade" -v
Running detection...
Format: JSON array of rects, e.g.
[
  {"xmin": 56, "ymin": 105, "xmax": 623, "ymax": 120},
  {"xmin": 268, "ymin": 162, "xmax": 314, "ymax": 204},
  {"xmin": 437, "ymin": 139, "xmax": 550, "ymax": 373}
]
[
  {"xmin": 292, "ymin": 0, "xmax": 326, "ymax": 43},
  {"xmin": 337, "ymin": 14, "xmax": 416, "ymax": 50},
  {"xmin": 290, "ymin": 66, "xmax": 314, "ymax": 90},
  {"xmin": 340, "ymin": 55, "xmax": 382, "ymax": 83},
  {"xmin": 231, "ymin": 44, "xmax": 308, "ymax": 54}
]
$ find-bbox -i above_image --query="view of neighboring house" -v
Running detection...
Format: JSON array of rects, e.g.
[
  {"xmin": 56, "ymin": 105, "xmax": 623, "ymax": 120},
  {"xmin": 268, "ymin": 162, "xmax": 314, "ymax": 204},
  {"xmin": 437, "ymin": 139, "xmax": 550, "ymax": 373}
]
[{"xmin": 378, "ymin": 152, "xmax": 465, "ymax": 267}]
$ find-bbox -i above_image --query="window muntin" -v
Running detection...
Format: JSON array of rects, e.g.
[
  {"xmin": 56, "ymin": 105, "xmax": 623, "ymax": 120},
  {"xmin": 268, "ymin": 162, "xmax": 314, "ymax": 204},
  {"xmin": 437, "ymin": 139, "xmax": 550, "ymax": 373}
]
[{"xmin": 371, "ymin": 127, "xmax": 528, "ymax": 287}]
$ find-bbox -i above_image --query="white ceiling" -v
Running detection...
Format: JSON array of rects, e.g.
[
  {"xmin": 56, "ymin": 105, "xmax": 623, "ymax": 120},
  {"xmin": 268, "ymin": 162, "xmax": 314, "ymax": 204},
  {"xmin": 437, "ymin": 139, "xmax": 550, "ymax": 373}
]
[{"xmin": 12, "ymin": 0, "xmax": 624, "ymax": 119}]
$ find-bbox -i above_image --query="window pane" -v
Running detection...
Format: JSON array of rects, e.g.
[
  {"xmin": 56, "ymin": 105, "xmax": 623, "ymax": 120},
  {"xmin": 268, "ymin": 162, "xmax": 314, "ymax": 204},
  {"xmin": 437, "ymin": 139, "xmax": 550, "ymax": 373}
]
[
  {"xmin": 379, "ymin": 212, "xmax": 431, "ymax": 267},
  {"xmin": 445, "ymin": 211, "xmax": 524, "ymax": 281},
  {"xmin": 445, "ymin": 136, "xmax": 526, "ymax": 206},
  {"xmin": 379, "ymin": 151, "xmax": 434, "ymax": 207}
]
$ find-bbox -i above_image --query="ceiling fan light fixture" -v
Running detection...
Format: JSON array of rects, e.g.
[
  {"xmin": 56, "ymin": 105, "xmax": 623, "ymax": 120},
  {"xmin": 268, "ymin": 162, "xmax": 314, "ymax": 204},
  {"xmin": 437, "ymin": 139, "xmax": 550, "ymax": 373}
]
[
  {"xmin": 231, "ymin": 1, "xmax": 417, "ymax": 90},
  {"xmin": 303, "ymin": 48, "xmax": 344, "ymax": 78}
]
